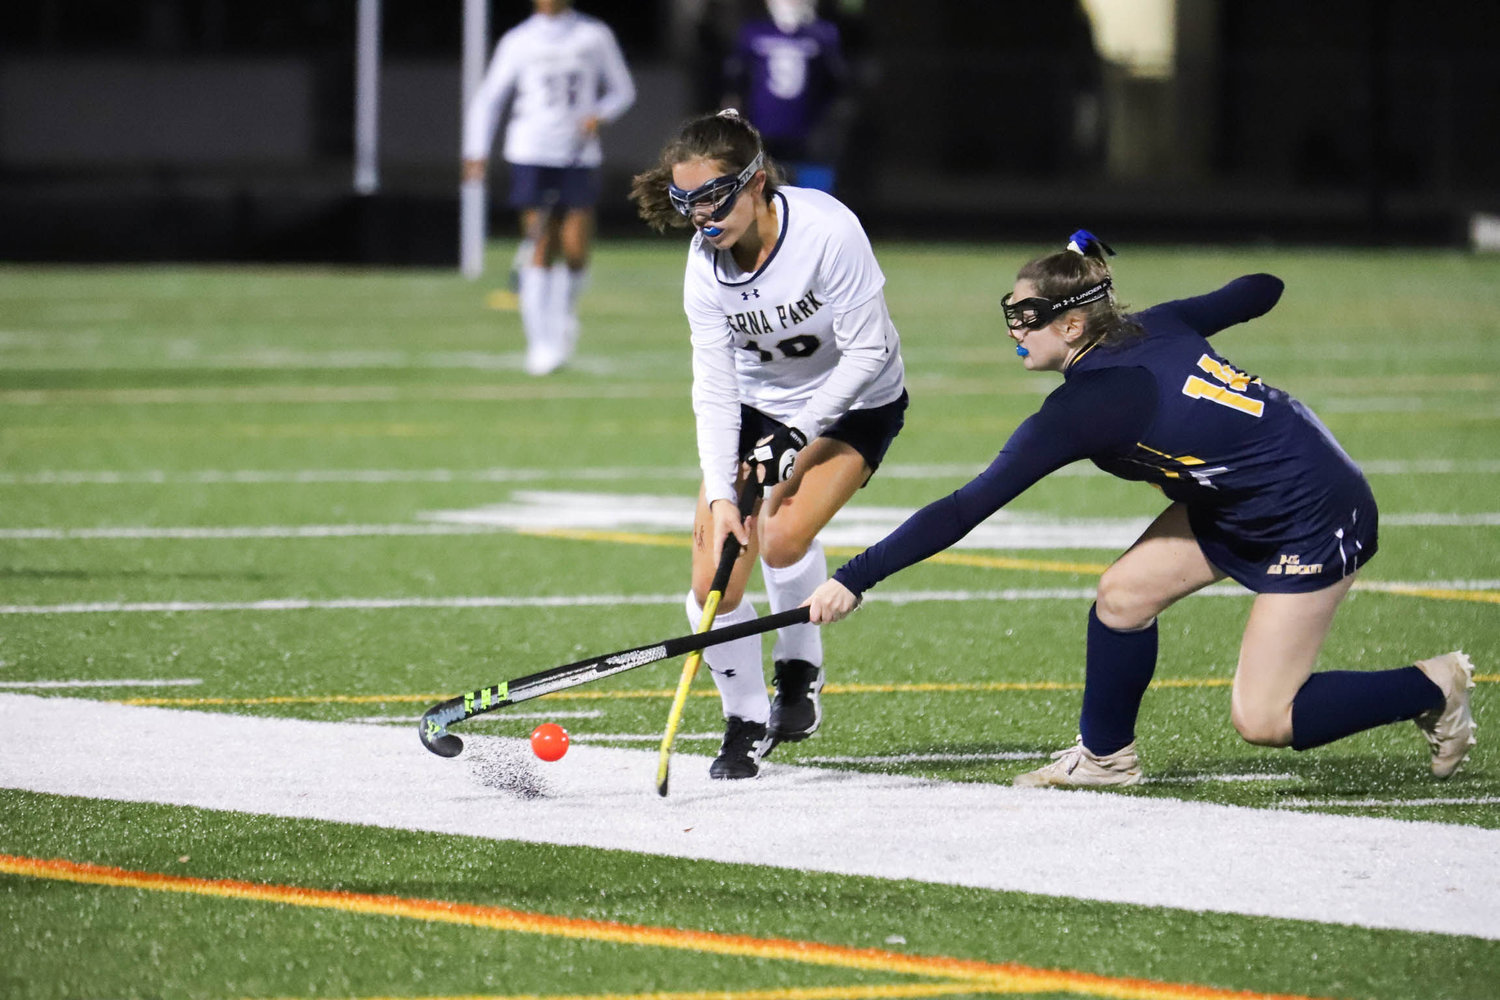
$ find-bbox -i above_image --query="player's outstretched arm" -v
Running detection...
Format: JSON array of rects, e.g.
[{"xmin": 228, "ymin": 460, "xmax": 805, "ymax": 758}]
[
  {"xmin": 806, "ymin": 578, "xmax": 860, "ymax": 624},
  {"xmin": 1159, "ymin": 273, "xmax": 1285, "ymax": 337}
]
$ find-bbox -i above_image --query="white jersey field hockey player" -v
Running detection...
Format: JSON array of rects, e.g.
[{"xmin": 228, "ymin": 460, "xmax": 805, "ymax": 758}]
[
  {"xmin": 463, "ymin": 0, "xmax": 635, "ymax": 375},
  {"xmin": 631, "ymin": 110, "xmax": 909, "ymax": 780},
  {"xmin": 685, "ymin": 184, "xmax": 905, "ymax": 508}
]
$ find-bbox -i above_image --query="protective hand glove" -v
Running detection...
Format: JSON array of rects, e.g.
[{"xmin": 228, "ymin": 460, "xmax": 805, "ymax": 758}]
[{"xmin": 747, "ymin": 425, "xmax": 807, "ymax": 487}]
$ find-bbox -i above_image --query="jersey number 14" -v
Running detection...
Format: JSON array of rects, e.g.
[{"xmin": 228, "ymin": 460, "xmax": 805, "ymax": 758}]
[{"xmin": 1181, "ymin": 354, "xmax": 1265, "ymax": 418}]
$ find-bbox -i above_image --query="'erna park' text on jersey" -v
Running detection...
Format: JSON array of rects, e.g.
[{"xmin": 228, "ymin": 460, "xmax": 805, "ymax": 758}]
[
  {"xmin": 836, "ymin": 274, "xmax": 1376, "ymax": 595},
  {"xmin": 685, "ymin": 186, "xmax": 905, "ymax": 503}
]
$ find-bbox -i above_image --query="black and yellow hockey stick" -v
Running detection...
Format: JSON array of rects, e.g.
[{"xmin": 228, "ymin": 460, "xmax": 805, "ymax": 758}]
[
  {"xmin": 655, "ymin": 480, "xmax": 762, "ymax": 796},
  {"xmin": 418, "ymin": 603, "xmax": 808, "ymax": 758}
]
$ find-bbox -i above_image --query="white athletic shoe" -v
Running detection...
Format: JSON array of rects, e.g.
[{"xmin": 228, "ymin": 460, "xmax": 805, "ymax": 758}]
[
  {"xmin": 523, "ymin": 346, "xmax": 565, "ymax": 377},
  {"xmin": 1413, "ymin": 650, "xmax": 1477, "ymax": 779},
  {"xmin": 1013, "ymin": 738, "xmax": 1143, "ymax": 788}
]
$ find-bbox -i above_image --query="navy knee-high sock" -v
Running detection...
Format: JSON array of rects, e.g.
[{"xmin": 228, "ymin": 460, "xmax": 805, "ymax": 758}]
[
  {"xmin": 1289, "ymin": 667, "xmax": 1443, "ymax": 751},
  {"xmin": 1079, "ymin": 603, "xmax": 1158, "ymax": 756}
]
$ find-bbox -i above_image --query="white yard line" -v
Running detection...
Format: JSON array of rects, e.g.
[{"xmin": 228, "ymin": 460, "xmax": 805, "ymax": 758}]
[
  {"xmin": 2, "ymin": 481, "xmax": 1497, "ymax": 553},
  {"xmin": 1149, "ymin": 773, "xmax": 1299, "ymax": 784},
  {"xmin": 347, "ymin": 717, "xmax": 723, "ymax": 742},
  {"xmin": 4, "ymin": 458, "xmax": 1500, "ymax": 487},
  {"xmin": 0, "ymin": 524, "xmax": 506, "ymax": 540},
  {"xmin": 0, "ymin": 467, "xmax": 702, "ymax": 486},
  {"xmin": 345, "ymin": 710, "xmax": 606, "ymax": 725},
  {"xmin": 1383, "ymin": 513, "xmax": 1500, "ymax": 527},
  {"xmin": 0, "ymin": 678, "xmax": 201, "ymax": 689},
  {"xmin": 2, "ymin": 694, "xmax": 1496, "ymax": 940},
  {"xmin": 1278, "ymin": 796, "xmax": 1500, "ymax": 809},
  {"xmin": 4, "ymin": 580, "xmax": 1498, "ymax": 617},
  {"xmin": 0, "ymin": 593, "xmax": 703, "ymax": 615},
  {"xmin": 801, "ymin": 752, "xmax": 1047, "ymax": 764},
  {"xmin": 569, "ymin": 732, "xmax": 722, "ymax": 743},
  {"xmin": 0, "ymin": 588, "xmax": 1230, "ymax": 616},
  {"xmin": 0, "ymin": 514, "xmax": 1495, "ymax": 547},
  {"xmin": 0, "ymin": 383, "xmax": 660, "ymax": 405}
]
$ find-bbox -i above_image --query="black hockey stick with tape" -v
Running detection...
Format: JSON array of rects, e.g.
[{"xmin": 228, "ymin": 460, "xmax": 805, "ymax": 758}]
[{"xmin": 419, "ymin": 604, "xmax": 810, "ymax": 758}]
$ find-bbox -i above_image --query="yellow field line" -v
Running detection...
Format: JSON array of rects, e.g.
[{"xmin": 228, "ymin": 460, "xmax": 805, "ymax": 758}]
[
  {"xmin": 1359, "ymin": 584, "xmax": 1500, "ymax": 605},
  {"xmin": 517, "ymin": 528, "xmax": 695, "ymax": 547},
  {"xmin": 0, "ymin": 854, "xmax": 1325, "ymax": 1000},
  {"xmin": 518, "ymin": 528, "xmax": 1500, "ymax": 602},
  {"xmin": 902, "ymin": 551, "xmax": 1111, "ymax": 574},
  {"xmin": 520, "ymin": 529, "xmax": 1110, "ymax": 576},
  {"xmin": 120, "ymin": 674, "xmax": 1500, "ymax": 709}
]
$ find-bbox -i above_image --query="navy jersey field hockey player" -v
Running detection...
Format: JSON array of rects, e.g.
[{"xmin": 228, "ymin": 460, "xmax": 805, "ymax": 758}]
[{"xmin": 836, "ymin": 274, "xmax": 1378, "ymax": 596}]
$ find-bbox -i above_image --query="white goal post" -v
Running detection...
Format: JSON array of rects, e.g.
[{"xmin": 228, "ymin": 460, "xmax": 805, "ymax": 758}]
[
  {"xmin": 460, "ymin": 0, "xmax": 490, "ymax": 278},
  {"xmin": 354, "ymin": 0, "xmax": 490, "ymax": 275}
]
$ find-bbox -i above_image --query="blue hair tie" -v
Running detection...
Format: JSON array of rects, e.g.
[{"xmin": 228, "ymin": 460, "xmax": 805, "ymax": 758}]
[{"xmin": 1066, "ymin": 230, "xmax": 1116, "ymax": 257}]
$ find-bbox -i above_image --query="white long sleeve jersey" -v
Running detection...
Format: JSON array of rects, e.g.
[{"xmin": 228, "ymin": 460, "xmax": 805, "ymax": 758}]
[
  {"xmin": 462, "ymin": 10, "xmax": 635, "ymax": 168},
  {"xmin": 686, "ymin": 186, "xmax": 906, "ymax": 505}
]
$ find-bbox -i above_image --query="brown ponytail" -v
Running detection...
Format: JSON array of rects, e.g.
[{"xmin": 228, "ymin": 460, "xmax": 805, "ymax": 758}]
[{"xmin": 629, "ymin": 109, "xmax": 785, "ymax": 233}]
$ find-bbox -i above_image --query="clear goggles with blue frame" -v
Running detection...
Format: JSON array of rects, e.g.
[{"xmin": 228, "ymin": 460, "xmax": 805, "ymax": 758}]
[{"xmin": 668, "ymin": 152, "xmax": 764, "ymax": 222}]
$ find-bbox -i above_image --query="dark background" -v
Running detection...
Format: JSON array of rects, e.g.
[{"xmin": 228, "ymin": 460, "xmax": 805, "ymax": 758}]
[{"xmin": 2, "ymin": 0, "xmax": 1496, "ymax": 262}]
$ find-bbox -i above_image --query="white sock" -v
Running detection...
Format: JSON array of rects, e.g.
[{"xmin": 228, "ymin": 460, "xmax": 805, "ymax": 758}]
[
  {"xmin": 546, "ymin": 263, "xmax": 579, "ymax": 361},
  {"xmin": 518, "ymin": 265, "xmax": 556, "ymax": 373},
  {"xmin": 761, "ymin": 538, "xmax": 825, "ymax": 666},
  {"xmin": 685, "ymin": 591, "xmax": 768, "ymax": 723},
  {"xmin": 561, "ymin": 266, "xmax": 587, "ymax": 356},
  {"xmin": 509, "ymin": 239, "xmax": 534, "ymax": 291}
]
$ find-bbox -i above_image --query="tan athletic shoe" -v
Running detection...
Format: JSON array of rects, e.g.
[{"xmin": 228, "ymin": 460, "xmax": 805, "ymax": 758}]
[
  {"xmin": 1413, "ymin": 651, "xmax": 1477, "ymax": 779},
  {"xmin": 1013, "ymin": 738, "xmax": 1143, "ymax": 788}
]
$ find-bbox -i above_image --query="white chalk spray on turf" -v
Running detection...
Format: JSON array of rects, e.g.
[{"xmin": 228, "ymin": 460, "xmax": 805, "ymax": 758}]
[
  {"xmin": 463, "ymin": 735, "xmax": 550, "ymax": 800},
  {"xmin": 3, "ymin": 693, "xmax": 1498, "ymax": 941}
]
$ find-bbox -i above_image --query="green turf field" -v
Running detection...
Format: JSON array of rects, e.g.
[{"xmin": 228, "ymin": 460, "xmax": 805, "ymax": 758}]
[{"xmin": 1, "ymin": 240, "xmax": 1497, "ymax": 999}]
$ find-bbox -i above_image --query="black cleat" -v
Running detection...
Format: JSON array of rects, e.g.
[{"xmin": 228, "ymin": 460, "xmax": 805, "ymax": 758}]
[
  {"xmin": 709, "ymin": 716, "xmax": 768, "ymax": 779},
  {"xmin": 765, "ymin": 659, "xmax": 824, "ymax": 754}
]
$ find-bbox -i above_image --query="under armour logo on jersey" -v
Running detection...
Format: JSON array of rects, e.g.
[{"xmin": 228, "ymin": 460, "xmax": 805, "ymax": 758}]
[{"xmin": 741, "ymin": 289, "xmax": 760, "ymax": 300}]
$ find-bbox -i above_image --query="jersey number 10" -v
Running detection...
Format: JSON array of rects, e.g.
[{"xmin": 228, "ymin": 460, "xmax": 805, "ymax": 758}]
[{"xmin": 743, "ymin": 334, "xmax": 821, "ymax": 363}]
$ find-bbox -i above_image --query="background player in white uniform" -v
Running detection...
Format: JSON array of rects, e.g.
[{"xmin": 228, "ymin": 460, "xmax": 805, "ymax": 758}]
[
  {"xmin": 631, "ymin": 109, "xmax": 908, "ymax": 779},
  {"xmin": 463, "ymin": 0, "xmax": 635, "ymax": 375}
]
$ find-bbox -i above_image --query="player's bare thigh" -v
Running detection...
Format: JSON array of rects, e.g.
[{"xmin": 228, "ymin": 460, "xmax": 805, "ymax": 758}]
[
  {"xmin": 520, "ymin": 210, "xmax": 591, "ymax": 271},
  {"xmin": 690, "ymin": 478, "xmax": 761, "ymax": 609},
  {"xmin": 1230, "ymin": 575, "xmax": 1356, "ymax": 746},
  {"xmin": 1096, "ymin": 502, "xmax": 1225, "ymax": 630},
  {"xmin": 519, "ymin": 209, "xmax": 561, "ymax": 267},
  {"xmin": 758, "ymin": 437, "xmax": 869, "ymax": 569}
]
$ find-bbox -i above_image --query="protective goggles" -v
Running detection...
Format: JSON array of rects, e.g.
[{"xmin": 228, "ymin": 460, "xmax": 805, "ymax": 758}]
[
  {"xmin": 1001, "ymin": 278, "xmax": 1113, "ymax": 331},
  {"xmin": 668, "ymin": 152, "xmax": 764, "ymax": 222}
]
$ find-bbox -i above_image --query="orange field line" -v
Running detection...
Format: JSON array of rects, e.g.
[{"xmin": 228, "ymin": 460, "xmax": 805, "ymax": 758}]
[
  {"xmin": 0, "ymin": 853, "xmax": 1325, "ymax": 1000},
  {"xmin": 250, "ymin": 985, "xmax": 1033, "ymax": 1000}
]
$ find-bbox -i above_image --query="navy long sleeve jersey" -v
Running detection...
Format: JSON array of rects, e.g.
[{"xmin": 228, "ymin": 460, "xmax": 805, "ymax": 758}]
[{"xmin": 835, "ymin": 274, "xmax": 1366, "ymax": 596}]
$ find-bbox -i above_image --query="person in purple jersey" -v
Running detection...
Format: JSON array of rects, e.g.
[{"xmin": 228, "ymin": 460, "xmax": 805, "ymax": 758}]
[
  {"xmin": 723, "ymin": 0, "xmax": 849, "ymax": 192},
  {"xmin": 806, "ymin": 231, "xmax": 1477, "ymax": 786}
]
